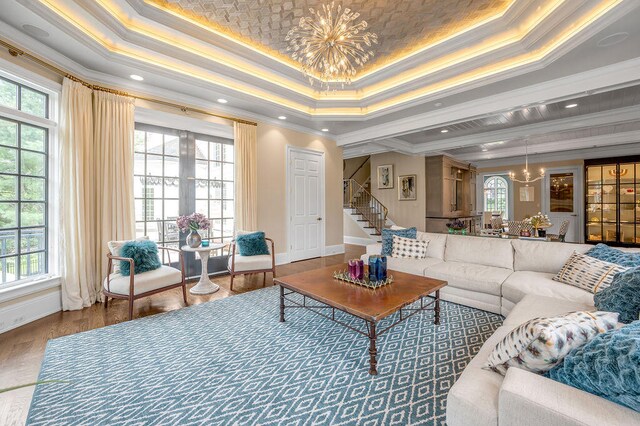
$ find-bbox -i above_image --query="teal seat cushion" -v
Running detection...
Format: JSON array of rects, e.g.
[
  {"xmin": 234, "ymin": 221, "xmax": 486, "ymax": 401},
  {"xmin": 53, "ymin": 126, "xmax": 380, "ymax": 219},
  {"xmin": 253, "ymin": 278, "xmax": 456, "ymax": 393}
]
[
  {"xmin": 236, "ymin": 232, "xmax": 270, "ymax": 256},
  {"xmin": 595, "ymin": 267, "xmax": 640, "ymax": 323},
  {"xmin": 120, "ymin": 240, "xmax": 162, "ymax": 276},
  {"xmin": 546, "ymin": 321, "xmax": 640, "ymax": 412},
  {"xmin": 587, "ymin": 243, "xmax": 640, "ymax": 267},
  {"xmin": 381, "ymin": 227, "xmax": 417, "ymax": 256}
]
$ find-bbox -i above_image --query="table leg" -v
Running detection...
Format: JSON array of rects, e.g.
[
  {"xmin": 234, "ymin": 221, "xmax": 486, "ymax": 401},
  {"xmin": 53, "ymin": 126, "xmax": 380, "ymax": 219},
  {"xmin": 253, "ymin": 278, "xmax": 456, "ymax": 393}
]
[
  {"xmin": 434, "ymin": 289, "xmax": 440, "ymax": 325},
  {"xmin": 368, "ymin": 321, "xmax": 378, "ymax": 375},
  {"xmin": 279, "ymin": 285, "xmax": 285, "ymax": 322},
  {"xmin": 189, "ymin": 250, "xmax": 220, "ymax": 295}
]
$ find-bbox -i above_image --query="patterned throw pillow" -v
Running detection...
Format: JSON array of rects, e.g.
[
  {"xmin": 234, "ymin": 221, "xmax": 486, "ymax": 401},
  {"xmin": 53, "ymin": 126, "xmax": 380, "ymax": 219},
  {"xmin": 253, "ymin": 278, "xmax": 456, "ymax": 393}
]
[
  {"xmin": 381, "ymin": 227, "xmax": 417, "ymax": 256},
  {"xmin": 553, "ymin": 251, "xmax": 628, "ymax": 293},
  {"xmin": 587, "ymin": 243, "xmax": 640, "ymax": 267},
  {"xmin": 484, "ymin": 311, "xmax": 619, "ymax": 375},
  {"xmin": 546, "ymin": 320, "xmax": 640, "ymax": 412},
  {"xmin": 391, "ymin": 235, "xmax": 428, "ymax": 259},
  {"xmin": 595, "ymin": 267, "xmax": 640, "ymax": 323}
]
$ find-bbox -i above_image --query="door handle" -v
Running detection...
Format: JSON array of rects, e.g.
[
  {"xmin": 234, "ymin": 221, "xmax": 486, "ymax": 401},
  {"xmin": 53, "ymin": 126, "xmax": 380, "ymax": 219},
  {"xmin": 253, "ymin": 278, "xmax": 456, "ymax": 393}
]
[{"xmin": 317, "ymin": 217, "xmax": 322, "ymax": 221}]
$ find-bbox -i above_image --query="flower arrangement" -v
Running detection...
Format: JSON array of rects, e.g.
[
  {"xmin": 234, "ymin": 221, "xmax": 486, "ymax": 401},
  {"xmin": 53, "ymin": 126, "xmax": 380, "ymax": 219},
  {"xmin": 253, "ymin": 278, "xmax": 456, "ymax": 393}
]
[
  {"xmin": 524, "ymin": 212, "xmax": 552, "ymax": 229},
  {"xmin": 176, "ymin": 212, "xmax": 210, "ymax": 233},
  {"xmin": 446, "ymin": 219, "xmax": 466, "ymax": 230}
]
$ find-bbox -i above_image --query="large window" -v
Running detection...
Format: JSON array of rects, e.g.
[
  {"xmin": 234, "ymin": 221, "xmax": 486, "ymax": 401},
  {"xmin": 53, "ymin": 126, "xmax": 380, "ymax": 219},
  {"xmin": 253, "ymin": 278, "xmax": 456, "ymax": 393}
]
[
  {"xmin": 484, "ymin": 176, "xmax": 509, "ymax": 219},
  {"xmin": 134, "ymin": 124, "xmax": 233, "ymax": 274},
  {"xmin": 0, "ymin": 77, "xmax": 50, "ymax": 285}
]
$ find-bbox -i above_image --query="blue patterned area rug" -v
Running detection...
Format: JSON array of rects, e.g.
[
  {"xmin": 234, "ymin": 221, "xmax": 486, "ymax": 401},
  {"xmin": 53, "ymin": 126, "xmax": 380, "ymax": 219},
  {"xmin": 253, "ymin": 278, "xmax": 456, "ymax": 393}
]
[{"xmin": 28, "ymin": 286, "xmax": 502, "ymax": 425}]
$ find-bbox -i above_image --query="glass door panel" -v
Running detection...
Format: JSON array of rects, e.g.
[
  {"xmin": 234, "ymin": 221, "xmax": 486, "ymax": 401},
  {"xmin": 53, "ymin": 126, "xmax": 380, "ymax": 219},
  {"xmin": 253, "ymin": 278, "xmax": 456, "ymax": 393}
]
[
  {"xmin": 586, "ymin": 166, "xmax": 602, "ymax": 184},
  {"xmin": 603, "ymin": 224, "xmax": 617, "ymax": 242},
  {"xmin": 603, "ymin": 165, "xmax": 617, "ymax": 185}
]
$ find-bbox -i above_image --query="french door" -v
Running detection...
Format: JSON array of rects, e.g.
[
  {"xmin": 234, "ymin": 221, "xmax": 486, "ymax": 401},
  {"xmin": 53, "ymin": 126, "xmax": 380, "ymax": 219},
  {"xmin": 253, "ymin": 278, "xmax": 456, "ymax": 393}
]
[
  {"xmin": 134, "ymin": 123, "xmax": 234, "ymax": 278},
  {"xmin": 543, "ymin": 168, "xmax": 580, "ymax": 243}
]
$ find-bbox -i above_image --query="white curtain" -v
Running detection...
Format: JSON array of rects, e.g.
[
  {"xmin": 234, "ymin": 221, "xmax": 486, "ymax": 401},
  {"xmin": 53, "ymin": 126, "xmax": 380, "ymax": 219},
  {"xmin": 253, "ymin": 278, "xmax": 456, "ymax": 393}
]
[
  {"xmin": 234, "ymin": 122, "xmax": 258, "ymax": 232},
  {"xmin": 94, "ymin": 91, "xmax": 136, "ymax": 292},
  {"xmin": 59, "ymin": 79, "xmax": 96, "ymax": 310},
  {"xmin": 59, "ymin": 78, "xmax": 136, "ymax": 310}
]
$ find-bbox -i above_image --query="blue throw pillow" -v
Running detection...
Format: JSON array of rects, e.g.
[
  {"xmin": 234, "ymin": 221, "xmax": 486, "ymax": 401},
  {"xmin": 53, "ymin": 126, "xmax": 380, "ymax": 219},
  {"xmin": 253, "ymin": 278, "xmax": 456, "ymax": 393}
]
[
  {"xmin": 587, "ymin": 243, "xmax": 640, "ymax": 267},
  {"xmin": 236, "ymin": 232, "xmax": 270, "ymax": 256},
  {"xmin": 595, "ymin": 267, "xmax": 640, "ymax": 323},
  {"xmin": 381, "ymin": 227, "xmax": 417, "ymax": 256},
  {"xmin": 119, "ymin": 240, "xmax": 162, "ymax": 276},
  {"xmin": 546, "ymin": 321, "xmax": 640, "ymax": 412}
]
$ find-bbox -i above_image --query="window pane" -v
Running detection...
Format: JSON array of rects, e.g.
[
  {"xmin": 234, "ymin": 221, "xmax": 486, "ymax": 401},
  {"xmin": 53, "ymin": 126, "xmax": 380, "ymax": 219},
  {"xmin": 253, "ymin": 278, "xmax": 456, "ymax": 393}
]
[
  {"xmin": 0, "ymin": 175, "xmax": 17, "ymax": 200},
  {"xmin": 164, "ymin": 156, "xmax": 179, "ymax": 177},
  {"xmin": 223, "ymin": 163, "xmax": 234, "ymax": 181},
  {"xmin": 195, "ymin": 199, "xmax": 208, "ymax": 217},
  {"xmin": 0, "ymin": 119, "xmax": 17, "ymax": 146},
  {"xmin": 211, "ymin": 143, "xmax": 223, "ymax": 161},
  {"xmin": 195, "ymin": 180, "xmax": 208, "ymax": 199},
  {"xmin": 21, "ymin": 228, "xmax": 45, "ymax": 252},
  {"xmin": 21, "ymin": 203, "xmax": 45, "ymax": 227},
  {"xmin": 223, "ymin": 144, "xmax": 234, "ymax": 162},
  {"xmin": 210, "ymin": 181, "xmax": 222, "ymax": 199},
  {"xmin": 134, "ymin": 153, "xmax": 145, "ymax": 175},
  {"xmin": 164, "ymin": 199, "xmax": 179, "ymax": 219},
  {"xmin": 134, "ymin": 131, "xmax": 145, "ymax": 152},
  {"xmin": 21, "ymin": 151, "xmax": 46, "ymax": 176},
  {"xmin": 0, "ymin": 256, "xmax": 18, "ymax": 283},
  {"xmin": 134, "ymin": 175, "xmax": 144, "ymax": 198},
  {"xmin": 196, "ymin": 160, "xmax": 208, "ymax": 179},
  {"xmin": 0, "ymin": 229, "xmax": 17, "ymax": 255},
  {"xmin": 210, "ymin": 200, "xmax": 221, "ymax": 218},
  {"xmin": 195, "ymin": 140, "xmax": 208, "ymax": 160},
  {"xmin": 164, "ymin": 178, "xmax": 179, "ymax": 198},
  {"xmin": 164, "ymin": 135, "xmax": 179, "ymax": 156},
  {"xmin": 223, "ymin": 182, "xmax": 233, "ymax": 199},
  {"xmin": 21, "ymin": 125, "xmax": 46, "ymax": 151},
  {"xmin": 146, "ymin": 155, "xmax": 163, "ymax": 175},
  {"xmin": 210, "ymin": 161, "xmax": 222, "ymax": 180},
  {"xmin": 21, "ymin": 252, "xmax": 45, "ymax": 277},
  {"xmin": 146, "ymin": 177, "xmax": 163, "ymax": 198},
  {"xmin": 21, "ymin": 177, "xmax": 45, "ymax": 201},
  {"xmin": 20, "ymin": 88, "xmax": 47, "ymax": 118},
  {"xmin": 0, "ymin": 202, "xmax": 17, "ymax": 228},
  {"xmin": 0, "ymin": 147, "xmax": 17, "ymax": 173},
  {"xmin": 147, "ymin": 133, "xmax": 163, "ymax": 154},
  {"xmin": 0, "ymin": 79, "xmax": 17, "ymax": 109}
]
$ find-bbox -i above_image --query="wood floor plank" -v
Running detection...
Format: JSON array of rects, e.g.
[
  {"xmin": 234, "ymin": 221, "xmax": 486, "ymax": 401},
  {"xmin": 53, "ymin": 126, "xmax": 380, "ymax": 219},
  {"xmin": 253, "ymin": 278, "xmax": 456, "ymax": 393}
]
[{"xmin": 0, "ymin": 245, "xmax": 365, "ymax": 425}]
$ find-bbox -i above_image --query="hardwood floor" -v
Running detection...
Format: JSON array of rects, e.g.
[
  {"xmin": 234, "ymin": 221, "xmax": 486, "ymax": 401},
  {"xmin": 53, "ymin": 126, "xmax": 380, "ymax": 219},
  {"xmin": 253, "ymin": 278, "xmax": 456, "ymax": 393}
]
[{"xmin": 0, "ymin": 245, "xmax": 364, "ymax": 426}]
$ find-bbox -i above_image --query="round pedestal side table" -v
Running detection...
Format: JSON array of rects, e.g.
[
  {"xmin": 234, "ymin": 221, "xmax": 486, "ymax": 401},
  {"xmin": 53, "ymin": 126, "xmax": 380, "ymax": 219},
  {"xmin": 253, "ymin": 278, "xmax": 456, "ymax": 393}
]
[{"xmin": 181, "ymin": 243, "xmax": 226, "ymax": 295}]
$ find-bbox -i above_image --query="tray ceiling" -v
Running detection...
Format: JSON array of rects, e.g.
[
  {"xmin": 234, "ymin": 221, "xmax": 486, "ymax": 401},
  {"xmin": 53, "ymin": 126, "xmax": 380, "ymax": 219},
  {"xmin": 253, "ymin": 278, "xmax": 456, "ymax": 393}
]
[{"xmin": 151, "ymin": 0, "xmax": 512, "ymax": 74}]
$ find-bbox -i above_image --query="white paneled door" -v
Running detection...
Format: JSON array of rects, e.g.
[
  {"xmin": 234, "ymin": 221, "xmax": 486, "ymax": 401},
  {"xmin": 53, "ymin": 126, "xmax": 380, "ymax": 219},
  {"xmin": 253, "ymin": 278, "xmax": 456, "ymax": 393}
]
[{"xmin": 288, "ymin": 147, "xmax": 324, "ymax": 262}]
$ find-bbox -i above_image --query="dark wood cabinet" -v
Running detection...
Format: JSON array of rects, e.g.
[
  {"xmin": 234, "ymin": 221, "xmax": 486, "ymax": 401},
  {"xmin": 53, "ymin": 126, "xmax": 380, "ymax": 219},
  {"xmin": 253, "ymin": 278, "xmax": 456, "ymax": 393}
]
[{"xmin": 585, "ymin": 156, "xmax": 640, "ymax": 247}]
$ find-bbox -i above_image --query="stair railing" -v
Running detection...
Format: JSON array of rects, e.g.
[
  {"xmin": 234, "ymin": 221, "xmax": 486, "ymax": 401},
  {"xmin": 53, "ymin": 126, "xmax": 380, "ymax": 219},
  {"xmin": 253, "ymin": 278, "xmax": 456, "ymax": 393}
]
[{"xmin": 343, "ymin": 179, "xmax": 388, "ymax": 235}]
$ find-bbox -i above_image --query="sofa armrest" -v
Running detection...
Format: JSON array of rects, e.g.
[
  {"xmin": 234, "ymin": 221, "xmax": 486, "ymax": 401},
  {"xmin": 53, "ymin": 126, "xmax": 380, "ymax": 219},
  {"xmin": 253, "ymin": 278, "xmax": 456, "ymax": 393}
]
[
  {"xmin": 366, "ymin": 243, "xmax": 382, "ymax": 255},
  {"xmin": 499, "ymin": 368, "xmax": 639, "ymax": 426}
]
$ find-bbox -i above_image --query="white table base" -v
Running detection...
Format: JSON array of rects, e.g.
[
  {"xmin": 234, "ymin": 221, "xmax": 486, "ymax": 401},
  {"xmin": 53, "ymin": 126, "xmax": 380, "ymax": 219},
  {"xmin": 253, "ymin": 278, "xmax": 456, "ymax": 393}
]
[{"xmin": 189, "ymin": 248, "xmax": 220, "ymax": 295}]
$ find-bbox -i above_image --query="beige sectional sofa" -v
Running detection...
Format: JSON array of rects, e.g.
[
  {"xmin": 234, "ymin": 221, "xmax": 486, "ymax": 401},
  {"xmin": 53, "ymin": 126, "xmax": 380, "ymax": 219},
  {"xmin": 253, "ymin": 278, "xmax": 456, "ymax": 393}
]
[{"xmin": 361, "ymin": 231, "xmax": 640, "ymax": 426}]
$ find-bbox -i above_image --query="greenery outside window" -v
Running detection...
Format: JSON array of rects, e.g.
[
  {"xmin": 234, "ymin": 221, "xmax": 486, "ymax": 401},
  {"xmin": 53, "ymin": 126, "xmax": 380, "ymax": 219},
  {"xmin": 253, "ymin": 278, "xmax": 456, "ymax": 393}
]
[
  {"xmin": 0, "ymin": 76, "xmax": 50, "ymax": 285},
  {"xmin": 484, "ymin": 175, "xmax": 509, "ymax": 219}
]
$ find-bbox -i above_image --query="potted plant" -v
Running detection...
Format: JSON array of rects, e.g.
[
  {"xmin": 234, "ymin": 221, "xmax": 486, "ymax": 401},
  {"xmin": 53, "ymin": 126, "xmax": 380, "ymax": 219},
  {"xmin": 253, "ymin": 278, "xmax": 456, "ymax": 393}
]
[
  {"xmin": 176, "ymin": 212, "xmax": 210, "ymax": 248},
  {"xmin": 524, "ymin": 212, "xmax": 552, "ymax": 237},
  {"xmin": 446, "ymin": 219, "xmax": 467, "ymax": 234}
]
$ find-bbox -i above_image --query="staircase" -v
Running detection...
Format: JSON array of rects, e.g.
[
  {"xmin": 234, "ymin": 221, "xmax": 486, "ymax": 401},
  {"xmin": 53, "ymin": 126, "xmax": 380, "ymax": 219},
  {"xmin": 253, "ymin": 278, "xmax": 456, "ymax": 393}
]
[{"xmin": 343, "ymin": 178, "xmax": 389, "ymax": 243}]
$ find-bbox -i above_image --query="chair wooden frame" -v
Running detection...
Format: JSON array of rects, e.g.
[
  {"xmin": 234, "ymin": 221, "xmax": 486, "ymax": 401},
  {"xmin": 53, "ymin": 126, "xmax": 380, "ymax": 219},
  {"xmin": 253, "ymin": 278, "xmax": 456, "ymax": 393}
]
[
  {"xmin": 227, "ymin": 237, "xmax": 276, "ymax": 291},
  {"xmin": 104, "ymin": 246, "xmax": 187, "ymax": 320}
]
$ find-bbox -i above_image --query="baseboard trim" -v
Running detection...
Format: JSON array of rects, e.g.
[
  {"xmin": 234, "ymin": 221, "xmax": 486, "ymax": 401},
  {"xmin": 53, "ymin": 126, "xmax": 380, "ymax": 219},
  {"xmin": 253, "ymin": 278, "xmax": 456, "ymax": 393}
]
[
  {"xmin": 323, "ymin": 244, "xmax": 345, "ymax": 256},
  {"xmin": 344, "ymin": 236, "xmax": 377, "ymax": 246},
  {"xmin": 275, "ymin": 252, "xmax": 290, "ymax": 266},
  {"xmin": 0, "ymin": 286, "xmax": 62, "ymax": 334}
]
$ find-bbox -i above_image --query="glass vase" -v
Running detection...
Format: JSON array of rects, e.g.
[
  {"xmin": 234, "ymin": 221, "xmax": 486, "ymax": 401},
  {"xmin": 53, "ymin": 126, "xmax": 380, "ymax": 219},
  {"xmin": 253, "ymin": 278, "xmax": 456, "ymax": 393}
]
[{"xmin": 187, "ymin": 230, "xmax": 202, "ymax": 248}]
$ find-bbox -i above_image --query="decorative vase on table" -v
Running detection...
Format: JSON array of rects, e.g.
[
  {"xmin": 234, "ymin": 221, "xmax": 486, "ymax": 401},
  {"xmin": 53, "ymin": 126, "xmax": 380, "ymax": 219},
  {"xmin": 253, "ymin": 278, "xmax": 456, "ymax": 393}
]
[
  {"xmin": 186, "ymin": 230, "xmax": 202, "ymax": 248},
  {"xmin": 368, "ymin": 255, "xmax": 387, "ymax": 282}
]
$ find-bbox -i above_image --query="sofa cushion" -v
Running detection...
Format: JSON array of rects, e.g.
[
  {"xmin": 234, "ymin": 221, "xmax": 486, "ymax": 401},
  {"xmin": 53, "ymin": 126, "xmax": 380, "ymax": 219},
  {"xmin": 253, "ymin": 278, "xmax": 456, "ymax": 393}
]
[
  {"xmin": 512, "ymin": 239, "xmax": 592, "ymax": 273},
  {"xmin": 594, "ymin": 267, "xmax": 640, "ymax": 323},
  {"xmin": 546, "ymin": 320, "xmax": 640, "ymax": 412},
  {"xmin": 444, "ymin": 235, "xmax": 514, "ymax": 270},
  {"xmin": 417, "ymin": 232, "xmax": 447, "ymax": 260},
  {"xmin": 381, "ymin": 227, "xmax": 416, "ymax": 256},
  {"xmin": 502, "ymin": 271, "xmax": 594, "ymax": 308},
  {"xmin": 485, "ymin": 311, "xmax": 618, "ymax": 375},
  {"xmin": 228, "ymin": 254, "xmax": 273, "ymax": 272},
  {"xmin": 103, "ymin": 265, "xmax": 182, "ymax": 296},
  {"xmin": 386, "ymin": 256, "xmax": 442, "ymax": 276},
  {"xmin": 586, "ymin": 243, "xmax": 640, "ymax": 267},
  {"xmin": 391, "ymin": 235, "xmax": 428, "ymax": 259},
  {"xmin": 503, "ymin": 294, "xmax": 595, "ymax": 328},
  {"xmin": 427, "ymin": 261, "xmax": 511, "ymax": 296},
  {"xmin": 553, "ymin": 251, "xmax": 628, "ymax": 294}
]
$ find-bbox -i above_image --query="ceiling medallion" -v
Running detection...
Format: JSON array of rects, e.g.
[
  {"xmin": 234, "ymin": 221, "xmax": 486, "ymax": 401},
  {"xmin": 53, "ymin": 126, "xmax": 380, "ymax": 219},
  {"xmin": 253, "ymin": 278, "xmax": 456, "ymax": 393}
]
[
  {"xmin": 509, "ymin": 140, "xmax": 544, "ymax": 184},
  {"xmin": 286, "ymin": 2, "xmax": 377, "ymax": 91}
]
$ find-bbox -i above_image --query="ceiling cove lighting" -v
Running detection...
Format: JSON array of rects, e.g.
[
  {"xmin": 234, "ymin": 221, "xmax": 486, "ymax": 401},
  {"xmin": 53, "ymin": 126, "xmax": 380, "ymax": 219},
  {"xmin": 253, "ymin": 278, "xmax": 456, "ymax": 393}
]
[
  {"xmin": 278, "ymin": 116, "xmax": 287, "ymax": 120},
  {"xmin": 321, "ymin": 128, "xmax": 329, "ymax": 132},
  {"xmin": 565, "ymin": 103, "xmax": 578, "ymax": 108},
  {"xmin": 509, "ymin": 140, "xmax": 544, "ymax": 184},
  {"xmin": 217, "ymin": 98, "xmax": 228, "ymax": 104},
  {"xmin": 286, "ymin": 2, "xmax": 378, "ymax": 90},
  {"xmin": 130, "ymin": 74, "xmax": 144, "ymax": 81}
]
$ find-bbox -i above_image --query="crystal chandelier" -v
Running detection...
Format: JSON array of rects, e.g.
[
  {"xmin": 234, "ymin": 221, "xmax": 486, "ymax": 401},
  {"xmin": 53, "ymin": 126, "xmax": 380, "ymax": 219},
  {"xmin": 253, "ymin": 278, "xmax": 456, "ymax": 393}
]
[
  {"xmin": 509, "ymin": 140, "xmax": 545, "ymax": 184},
  {"xmin": 285, "ymin": 2, "xmax": 378, "ymax": 90}
]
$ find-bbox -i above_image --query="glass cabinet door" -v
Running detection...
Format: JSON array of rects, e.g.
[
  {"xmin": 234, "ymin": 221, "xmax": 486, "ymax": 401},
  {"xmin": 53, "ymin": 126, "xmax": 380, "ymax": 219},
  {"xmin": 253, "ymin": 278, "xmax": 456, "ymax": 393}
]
[{"xmin": 586, "ymin": 165, "xmax": 605, "ymax": 242}]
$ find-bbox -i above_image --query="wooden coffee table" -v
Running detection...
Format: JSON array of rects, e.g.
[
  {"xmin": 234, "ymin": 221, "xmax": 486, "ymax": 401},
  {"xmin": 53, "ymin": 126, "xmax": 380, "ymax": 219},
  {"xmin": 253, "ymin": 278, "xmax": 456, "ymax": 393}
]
[{"xmin": 275, "ymin": 264, "xmax": 447, "ymax": 375}]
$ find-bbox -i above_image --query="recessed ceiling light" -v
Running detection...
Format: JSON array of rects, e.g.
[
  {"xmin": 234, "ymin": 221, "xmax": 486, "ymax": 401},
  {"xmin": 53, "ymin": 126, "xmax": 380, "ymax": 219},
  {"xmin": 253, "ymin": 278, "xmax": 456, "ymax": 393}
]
[
  {"xmin": 482, "ymin": 148, "xmax": 488, "ymax": 152},
  {"xmin": 434, "ymin": 102, "xmax": 443, "ymax": 107},
  {"xmin": 217, "ymin": 98, "xmax": 228, "ymax": 104},
  {"xmin": 565, "ymin": 103, "xmax": 578, "ymax": 109},
  {"xmin": 441, "ymin": 129, "xmax": 449, "ymax": 133},
  {"xmin": 130, "ymin": 74, "xmax": 144, "ymax": 81},
  {"xmin": 597, "ymin": 32, "xmax": 629, "ymax": 47},
  {"xmin": 22, "ymin": 24, "xmax": 49, "ymax": 39},
  {"xmin": 278, "ymin": 116, "xmax": 287, "ymax": 120},
  {"xmin": 321, "ymin": 128, "xmax": 329, "ymax": 132}
]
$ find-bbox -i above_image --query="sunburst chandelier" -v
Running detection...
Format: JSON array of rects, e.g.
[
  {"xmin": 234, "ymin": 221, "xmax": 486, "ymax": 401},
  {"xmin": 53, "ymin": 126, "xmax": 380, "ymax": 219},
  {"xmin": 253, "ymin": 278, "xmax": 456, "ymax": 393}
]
[
  {"xmin": 509, "ymin": 140, "xmax": 545, "ymax": 184},
  {"xmin": 285, "ymin": 2, "xmax": 378, "ymax": 90}
]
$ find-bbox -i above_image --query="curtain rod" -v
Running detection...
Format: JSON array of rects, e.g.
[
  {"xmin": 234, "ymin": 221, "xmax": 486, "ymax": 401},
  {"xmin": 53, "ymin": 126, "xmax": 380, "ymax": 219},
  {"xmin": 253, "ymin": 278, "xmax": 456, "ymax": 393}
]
[{"xmin": 0, "ymin": 38, "xmax": 258, "ymax": 126}]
